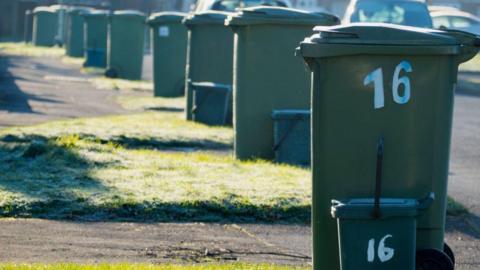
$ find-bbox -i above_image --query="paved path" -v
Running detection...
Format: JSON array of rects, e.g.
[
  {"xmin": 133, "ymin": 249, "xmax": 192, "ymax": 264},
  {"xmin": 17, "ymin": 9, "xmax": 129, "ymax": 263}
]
[{"xmin": 0, "ymin": 54, "xmax": 126, "ymax": 128}]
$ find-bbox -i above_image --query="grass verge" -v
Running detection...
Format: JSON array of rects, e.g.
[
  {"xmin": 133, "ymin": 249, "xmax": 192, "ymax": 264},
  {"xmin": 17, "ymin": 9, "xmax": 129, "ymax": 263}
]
[
  {"xmin": 0, "ymin": 264, "xmax": 308, "ymax": 270},
  {"xmin": 0, "ymin": 42, "xmax": 64, "ymax": 58},
  {"xmin": 459, "ymin": 53, "xmax": 480, "ymax": 73},
  {"xmin": 90, "ymin": 77, "xmax": 153, "ymax": 92},
  {"xmin": 0, "ymin": 104, "xmax": 310, "ymax": 223},
  {"xmin": 446, "ymin": 197, "xmax": 469, "ymax": 216}
]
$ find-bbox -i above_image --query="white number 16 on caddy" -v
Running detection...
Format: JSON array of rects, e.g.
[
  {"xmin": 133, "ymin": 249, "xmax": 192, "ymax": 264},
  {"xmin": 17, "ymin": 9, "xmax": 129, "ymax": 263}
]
[
  {"xmin": 364, "ymin": 61, "xmax": 413, "ymax": 109},
  {"xmin": 367, "ymin": 234, "xmax": 395, "ymax": 263}
]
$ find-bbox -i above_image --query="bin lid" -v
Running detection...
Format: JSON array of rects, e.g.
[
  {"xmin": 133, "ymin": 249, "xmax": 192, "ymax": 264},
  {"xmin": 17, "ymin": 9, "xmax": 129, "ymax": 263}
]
[
  {"xmin": 190, "ymin": 82, "xmax": 232, "ymax": 92},
  {"xmin": 331, "ymin": 198, "xmax": 420, "ymax": 220},
  {"xmin": 113, "ymin": 10, "xmax": 146, "ymax": 20},
  {"xmin": 184, "ymin": 11, "xmax": 231, "ymax": 26},
  {"xmin": 67, "ymin": 7, "xmax": 92, "ymax": 15},
  {"xmin": 272, "ymin": 110, "xmax": 310, "ymax": 120},
  {"xmin": 83, "ymin": 10, "xmax": 109, "ymax": 18},
  {"xmin": 33, "ymin": 6, "xmax": 56, "ymax": 14},
  {"xmin": 148, "ymin": 12, "xmax": 187, "ymax": 25},
  {"xmin": 226, "ymin": 6, "xmax": 339, "ymax": 26},
  {"xmin": 299, "ymin": 23, "xmax": 480, "ymax": 58}
]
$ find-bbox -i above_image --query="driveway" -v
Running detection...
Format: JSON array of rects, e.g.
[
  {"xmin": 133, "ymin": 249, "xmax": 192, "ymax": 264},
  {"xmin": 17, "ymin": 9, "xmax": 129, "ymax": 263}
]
[{"xmin": 0, "ymin": 54, "xmax": 127, "ymax": 128}]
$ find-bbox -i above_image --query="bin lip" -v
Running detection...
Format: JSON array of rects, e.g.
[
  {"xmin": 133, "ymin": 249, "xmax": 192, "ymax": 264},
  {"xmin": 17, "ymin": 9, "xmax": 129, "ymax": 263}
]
[
  {"xmin": 148, "ymin": 12, "xmax": 187, "ymax": 25},
  {"xmin": 226, "ymin": 6, "xmax": 339, "ymax": 26},
  {"xmin": 83, "ymin": 10, "xmax": 110, "ymax": 17},
  {"xmin": 272, "ymin": 109, "xmax": 310, "ymax": 120},
  {"xmin": 190, "ymin": 82, "xmax": 232, "ymax": 92},
  {"xmin": 67, "ymin": 7, "xmax": 93, "ymax": 15},
  {"xmin": 331, "ymin": 198, "xmax": 420, "ymax": 219},
  {"xmin": 33, "ymin": 6, "xmax": 57, "ymax": 14},
  {"xmin": 298, "ymin": 23, "xmax": 480, "ymax": 58},
  {"xmin": 113, "ymin": 10, "xmax": 147, "ymax": 19},
  {"xmin": 183, "ymin": 11, "xmax": 232, "ymax": 26}
]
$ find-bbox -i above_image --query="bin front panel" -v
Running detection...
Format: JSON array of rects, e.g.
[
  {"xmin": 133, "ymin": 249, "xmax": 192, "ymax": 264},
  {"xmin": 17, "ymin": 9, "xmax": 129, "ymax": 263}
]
[
  {"xmin": 234, "ymin": 25, "xmax": 312, "ymax": 160},
  {"xmin": 33, "ymin": 12, "xmax": 58, "ymax": 47},
  {"xmin": 311, "ymin": 54, "xmax": 456, "ymax": 270},
  {"xmin": 337, "ymin": 217, "xmax": 416, "ymax": 270},
  {"xmin": 108, "ymin": 16, "xmax": 146, "ymax": 80},
  {"xmin": 185, "ymin": 25, "xmax": 234, "ymax": 120},
  {"xmin": 151, "ymin": 21, "xmax": 188, "ymax": 97},
  {"xmin": 66, "ymin": 12, "xmax": 86, "ymax": 57}
]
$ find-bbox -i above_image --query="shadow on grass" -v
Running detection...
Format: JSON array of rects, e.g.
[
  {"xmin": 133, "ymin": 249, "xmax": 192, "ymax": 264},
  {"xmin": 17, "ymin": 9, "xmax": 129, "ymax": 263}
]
[
  {"xmin": 146, "ymin": 106, "xmax": 184, "ymax": 113},
  {"xmin": 0, "ymin": 134, "xmax": 306, "ymax": 223},
  {"xmin": 77, "ymin": 133, "xmax": 231, "ymax": 151},
  {"xmin": 446, "ymin": 214, "xmax": 480, "ymax": 240}
]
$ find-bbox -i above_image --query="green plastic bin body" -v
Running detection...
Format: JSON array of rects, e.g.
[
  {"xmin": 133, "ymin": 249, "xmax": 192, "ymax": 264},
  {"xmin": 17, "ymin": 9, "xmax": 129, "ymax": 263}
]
[
  {"xmin": 51, "ymin": 5, "xmax": 68, "ymax": 46},
  {"xmin": 332, "ymin": 198, "xmax": 419, "ymax": 270},
  {"xmin": 32, "ymin": 7, "xmax": 58, "ymax": 47},
  {"xmin": 24, "ymin": 10, "xmax": 33, "ymax": 43},
  {"xmin": 272, "ymin": 110, "xmax": 311, "ymax": 166},
  {"xmin": 65, "ymin": 8, "xmax": 90, "ymax": 57},
  {"xmin": 183, "ymin": 11, "xmax": 234, "ymax": 121},
  {"xmin": 226, "ymin": 7, "xmax": 339, "ymax": 160},
  {"xmin": 148, "ymin": 12, "xmax": 188, "ymax": 97},
  {"xmin": 106, "ymin": 10, "xmax": 146, "ymax": 80},
  {"xmin": 191, "ymin": 82, "xmax": 232, "ymax": 126},
  {"xmin": 298, "ymin": 24, "xmax": 480, "ymax": 270},
  {"xmin": 83, "ymin": 10, "xmax": 109, "ymax": 68}
]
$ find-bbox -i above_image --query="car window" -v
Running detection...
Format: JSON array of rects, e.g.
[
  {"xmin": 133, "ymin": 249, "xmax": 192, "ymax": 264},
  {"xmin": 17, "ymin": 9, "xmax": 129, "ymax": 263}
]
[
  {"xmin": 432, "ymin": 16, "xmax": 451, "ymax": 28},
  {"xmin": 350, "ymin": 0, "xmax": 433, "ymax": 28},
  {"xmin": 211, "ymin": 0, "xmax": 288, "ymax": 11},
  {"xmin": 450, "ymin": 16, "xmax": 476, "ymax": 28}
]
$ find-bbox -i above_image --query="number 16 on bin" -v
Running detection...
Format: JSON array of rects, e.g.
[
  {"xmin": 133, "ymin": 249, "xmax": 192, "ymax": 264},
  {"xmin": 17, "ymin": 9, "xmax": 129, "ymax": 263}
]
[{"xmin": 364, "ymin": 61, "xmax": 413, "ymax": 109}]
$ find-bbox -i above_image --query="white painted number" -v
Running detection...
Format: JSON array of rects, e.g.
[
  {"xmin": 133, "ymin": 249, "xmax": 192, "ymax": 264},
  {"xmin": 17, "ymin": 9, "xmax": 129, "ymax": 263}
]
[
  {"xmin": 367, "ymin": 234, "xmax": 395, "ymax": 263},
  {"xmin": 363, "ymin": 68, "xmax": 385, "ymax": 109},
  {"xmin": 392, "ymin": 61, "xmax": 413, "ymax": 105},
  {"xmin": 364, "ymin": 61, "xmax": 413, "ymax": 109}
]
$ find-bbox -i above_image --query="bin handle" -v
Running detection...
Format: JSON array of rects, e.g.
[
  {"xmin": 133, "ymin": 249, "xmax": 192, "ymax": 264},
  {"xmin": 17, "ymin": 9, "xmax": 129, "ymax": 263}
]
[{"xmin": 373, "ymin": 137, "xmax": 384, "ymax": 219}]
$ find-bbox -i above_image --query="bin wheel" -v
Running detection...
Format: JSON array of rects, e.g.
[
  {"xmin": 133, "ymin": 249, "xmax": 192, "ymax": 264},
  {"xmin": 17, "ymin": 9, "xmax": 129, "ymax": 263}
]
[
  {"xmin": 416, "ymin": 249, "xmax": 454, "ymax": 270},
  {"xmin": 444, "ymin": 243, "xmax": 456, "ymax": 266},
  {"xmin": 105, "ymin": 68, "xmax": 118, "ymax": 78}
]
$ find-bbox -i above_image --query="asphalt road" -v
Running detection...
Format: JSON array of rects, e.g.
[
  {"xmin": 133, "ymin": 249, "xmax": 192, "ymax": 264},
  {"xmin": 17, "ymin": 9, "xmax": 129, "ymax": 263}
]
[{"xmin": 450, "ymin": 83, "xmax": 480, "ymax": 218}]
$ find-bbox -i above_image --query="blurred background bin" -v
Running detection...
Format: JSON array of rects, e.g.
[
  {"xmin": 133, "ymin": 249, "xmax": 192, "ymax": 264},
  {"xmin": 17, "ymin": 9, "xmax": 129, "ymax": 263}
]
[
  {"xmin": 226, "ymin": 7, "xmax": 339, "ymax": 160},
  {"xmin": 191, "ymin": 82, "xmax": 232, "ymax": 126},
  {"xmin": 32, "ymin": 7, "xmax": 58, "ymax": 47},
  {"xmin": 272, "ymin": 110, "xmax": 310, "ymax": 166},
  {"xmin": 298, "ymin": 24, "xmax": 480, "ymax": 270},
  {"xmin": 148, "ymin": 12, "xmax": 188, "ymax": 97},
  {"xmin": 106, "ymin": 10, "xmax": 146, "ymax": 80},
  {"xmin": 24, "ymin": 10, "xmax": 33, "ymax": 43},
  {"xmin": 183, "ymin": 11, "xmax": 234, "ymax": 122},
  {"xmin": 65, "ymin": 7, "xmax": 91, "ymax": 58},
  {"xmin": 51, "ymin": 5, "xmax": 69, "ymax": 46},
  {"xmin": 83, "ymin": 10, "xmax": 109, "ymax": 68}
]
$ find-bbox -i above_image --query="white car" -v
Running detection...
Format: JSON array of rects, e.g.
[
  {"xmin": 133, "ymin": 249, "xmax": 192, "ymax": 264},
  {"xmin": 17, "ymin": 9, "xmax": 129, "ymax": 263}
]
[
  {"xmin": 431, "ymin": 9, "xmax": 480, "ymax": 35},
  {"xmin": 344, "ymin": 0, "xmax": 433, "ymax": 28},
  {"xmin": 195, "ymin": 0, "xmax": 292, "ymax": 12}
]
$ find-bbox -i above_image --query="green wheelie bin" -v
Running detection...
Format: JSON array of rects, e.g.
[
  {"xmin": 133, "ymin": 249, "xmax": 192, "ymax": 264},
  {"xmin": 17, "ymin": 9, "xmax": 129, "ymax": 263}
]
[
  {"xmin": 148, "ymin": 12, "xmax": 188, "ymax": 97},
  {"xmin": 65, "ymin": 7, "xmax": 91, "ymax": 58},
  {"xmin": 225, "ymin": 7, "xmax": 339, "ymax": 160},
  {"xmin": 183, "ymin": 11, "xmax": 234, "ymax": 122},
  {"xmin": 32, "ymin": 7, "xmax": 58, "ymax": 47},
  {"xmin": 83, "ymin": 10, "xmax": 109, "ymax": 68},
  {"xmin": 106, "ymin": 10, "xmax": 146, "ymax": 80},
  {"xmin": 298, "ymin": 24, "xmax": 480, "ymax": 270}
]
